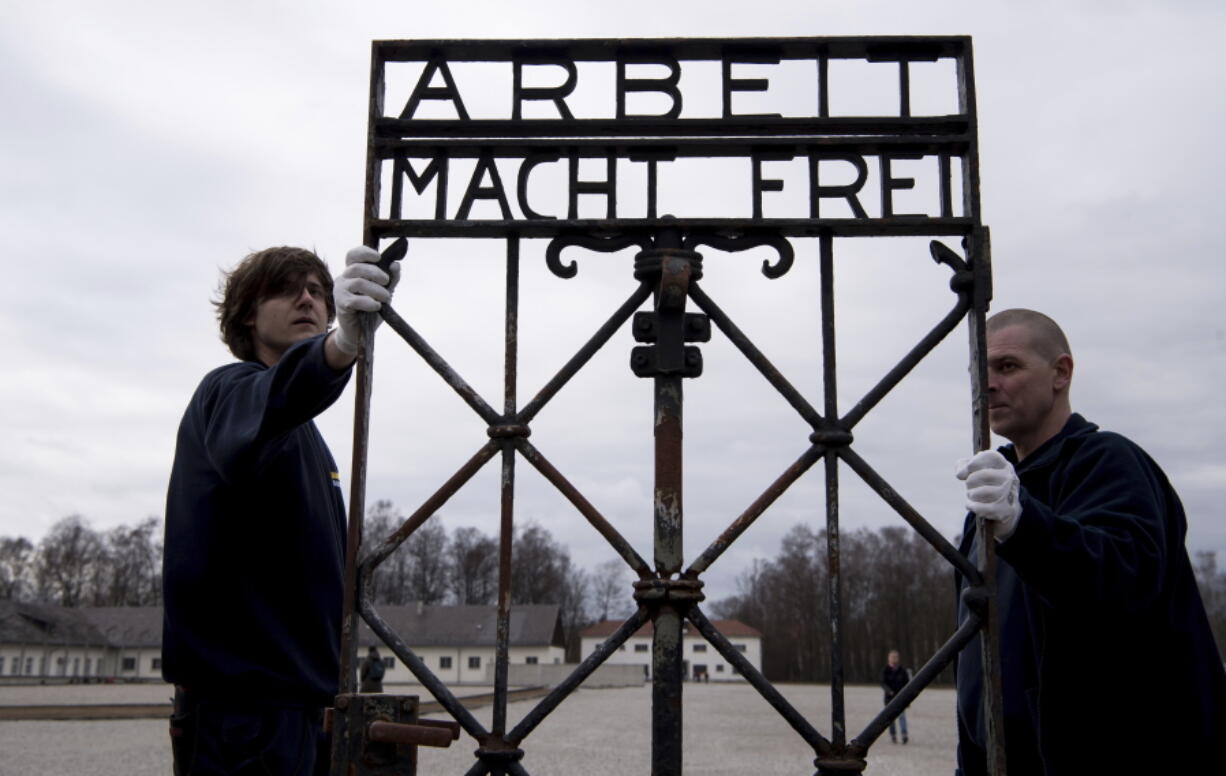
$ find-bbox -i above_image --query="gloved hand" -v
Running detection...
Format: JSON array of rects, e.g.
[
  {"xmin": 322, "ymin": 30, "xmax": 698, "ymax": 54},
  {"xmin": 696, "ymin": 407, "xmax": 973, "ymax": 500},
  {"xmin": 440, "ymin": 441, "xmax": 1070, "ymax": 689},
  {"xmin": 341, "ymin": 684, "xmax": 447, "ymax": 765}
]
[
  {"xmin": 333, "ymin": 245, "xmax": 402, "ymax": 356},
  {"xmin": 955, "ymin": 450, "xmax": 1022, "ymax": 538}
]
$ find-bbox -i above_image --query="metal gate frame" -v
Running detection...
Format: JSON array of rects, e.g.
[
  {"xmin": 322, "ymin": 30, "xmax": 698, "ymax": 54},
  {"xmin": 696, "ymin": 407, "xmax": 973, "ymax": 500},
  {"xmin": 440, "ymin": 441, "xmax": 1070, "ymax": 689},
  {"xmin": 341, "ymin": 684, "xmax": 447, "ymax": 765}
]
[{"xmin": 332, "ymin": 37, "xmax": 1006, "ymax": 776}]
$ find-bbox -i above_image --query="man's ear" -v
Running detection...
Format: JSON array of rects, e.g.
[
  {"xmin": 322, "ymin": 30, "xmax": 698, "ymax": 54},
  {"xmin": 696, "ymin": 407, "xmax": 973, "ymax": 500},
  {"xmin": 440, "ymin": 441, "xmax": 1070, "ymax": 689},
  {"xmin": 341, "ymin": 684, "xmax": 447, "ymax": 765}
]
[{"xmin": 1053, "ymin": 353, "xmax": 1073, "ymax": 392}]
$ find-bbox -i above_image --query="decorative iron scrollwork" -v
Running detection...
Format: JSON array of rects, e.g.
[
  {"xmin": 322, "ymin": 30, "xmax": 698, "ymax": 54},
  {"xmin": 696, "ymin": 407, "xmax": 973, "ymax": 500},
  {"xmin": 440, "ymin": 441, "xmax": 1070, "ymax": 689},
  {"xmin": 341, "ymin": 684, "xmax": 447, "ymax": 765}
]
[{"xmin": 683, "ymin": 231, "xmax": 795, "ymax": 278}]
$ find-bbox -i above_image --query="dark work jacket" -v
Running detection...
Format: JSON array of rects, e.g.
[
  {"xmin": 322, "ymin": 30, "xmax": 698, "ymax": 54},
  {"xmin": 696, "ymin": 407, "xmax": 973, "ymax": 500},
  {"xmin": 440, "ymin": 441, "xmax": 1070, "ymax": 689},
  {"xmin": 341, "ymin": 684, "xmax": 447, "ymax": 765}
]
[
  {"xmin": 955, "ymin": 414, "xmax": 1226, "ymax": 775},
  {"xmin": 162, "ymin": 335, "xmax": 351, "ymax": 706},
  {"xmin": 881, "ymin": 664, "xmax": 910, "ymax": 703}
]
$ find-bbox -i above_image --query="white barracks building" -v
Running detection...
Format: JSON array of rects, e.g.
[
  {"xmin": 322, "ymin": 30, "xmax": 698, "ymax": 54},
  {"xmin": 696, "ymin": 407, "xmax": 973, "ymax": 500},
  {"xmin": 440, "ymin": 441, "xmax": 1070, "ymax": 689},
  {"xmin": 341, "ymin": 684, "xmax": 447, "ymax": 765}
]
[{"xmin": 579, "ymin": 619, "xmax": 762, "ymax": 682}]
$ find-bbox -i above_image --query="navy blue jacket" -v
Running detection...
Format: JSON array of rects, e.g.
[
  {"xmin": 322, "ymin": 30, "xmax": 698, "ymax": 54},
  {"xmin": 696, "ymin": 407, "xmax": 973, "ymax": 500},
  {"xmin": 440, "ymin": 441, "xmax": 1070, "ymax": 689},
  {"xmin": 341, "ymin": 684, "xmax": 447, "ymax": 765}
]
[
  {"xmin": 956, "ymin": 414, "xmax": 1226, "ymax": 775},
  {"xmin": 162, "ymin": 335, "xmax": 350, "ymax": 706}
]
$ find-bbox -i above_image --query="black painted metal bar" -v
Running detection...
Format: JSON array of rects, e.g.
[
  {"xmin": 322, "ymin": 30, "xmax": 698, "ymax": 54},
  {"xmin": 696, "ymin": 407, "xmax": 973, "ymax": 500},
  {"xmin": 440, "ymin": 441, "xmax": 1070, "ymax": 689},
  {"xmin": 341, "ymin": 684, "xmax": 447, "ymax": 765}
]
[
  {"xmin": 372, "ymin": 217, "xmax": 976, "ymax": 241},
  {"xmin": 361, "ymin": 599, "xmax": 490, "ymax": 740},
  {"xmin": 818, "ymin": 233, "xmax": 848, "ymax": 756},
  {"xmin": 685, "ymin": 442, "xmax": 826, "ymax": 578},
  {"xmin": 493, "ymin": 237, "xmax": 519, "ymax": 738},
  {"xmin": 381, "ymin": 304, "xmax": 502, "ymax": 425},
  {"xmin": 375, "ymin": 35, "xmax": 970, "ymax": 62},
  {"xmin": 514, "ymin": 438, "xmax": 653, "ymax": 579},
  {"xmin": 840, "ymin": 293, "xmax": 971, "ymax": 429},
  {"xmin": 688, "ymin": 282, "xmax": 826, "ymax": 429},
  {"xmin": 507, "ymin": 607, "xmax": 651, "ymax": 743},
  {"xmin": 334, "ymin": 47, "xmax": 387, "ymax": 723},
  {"xmin": 687, "ymin": 608, "xmax": 833, "ymax": 756},
  {"xmin": 849, "ymin": 612, "xmax": 984, "ymax": 755},
  {"xmin": 377, "ymin": 136, "xmax": 972, "ymax": 156},
  {"xmin": 968, "ymin": 226, "xmax": 1007, "ymax": 776},
  {"xmin": 360, "ymin": 441, "xmax": 499, "ymax": 572},
  {"xmin": 377, "ymin": 117, "xmax": 970, "ymax": 139},
  {"xmin": 838, "ymin": 446, "xmax": 980, "ymax": 583},
  {"xmin": 517, "ymin": 282, "xmax": 653, "ymax": 424}
]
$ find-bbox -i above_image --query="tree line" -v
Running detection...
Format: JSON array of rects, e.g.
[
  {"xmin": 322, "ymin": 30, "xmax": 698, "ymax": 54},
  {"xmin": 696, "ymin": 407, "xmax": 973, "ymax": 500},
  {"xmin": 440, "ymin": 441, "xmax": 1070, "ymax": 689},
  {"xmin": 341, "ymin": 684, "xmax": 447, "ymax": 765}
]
[
  {"xmin": 711, "ymin": 525, "xmax": 959, "ymax": 684},
  {"xmin": 0, "ymin": 515, "xmax": 162, "ymax": 607},
  {"xmin": 5, "ymin": 511, "xmax": 1224, "ymax": 681},
  {"xmin": 0, "ymin": 506, "xmax": 632, "ymax": 661},
  {"xmin": 710, "ymin": 523, "xmax": 1226, "ymax": 685}
]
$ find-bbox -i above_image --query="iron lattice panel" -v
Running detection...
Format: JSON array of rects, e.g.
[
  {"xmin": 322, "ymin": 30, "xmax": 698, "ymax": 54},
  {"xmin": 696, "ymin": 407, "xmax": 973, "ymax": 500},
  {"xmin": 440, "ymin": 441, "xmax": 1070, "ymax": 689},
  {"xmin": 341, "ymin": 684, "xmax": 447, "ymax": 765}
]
[{"xmin": 333, "ymin": 36, "xmax": 1007, "ymax": 776}]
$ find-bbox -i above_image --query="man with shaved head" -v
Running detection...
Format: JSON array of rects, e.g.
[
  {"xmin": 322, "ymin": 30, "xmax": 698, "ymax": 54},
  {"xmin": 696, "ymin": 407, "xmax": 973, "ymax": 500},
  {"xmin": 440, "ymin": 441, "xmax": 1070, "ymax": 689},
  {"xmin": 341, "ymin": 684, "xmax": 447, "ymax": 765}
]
[{"xmin": 953, "ymin": 309, "xmax": 1225, "ymax": 775}]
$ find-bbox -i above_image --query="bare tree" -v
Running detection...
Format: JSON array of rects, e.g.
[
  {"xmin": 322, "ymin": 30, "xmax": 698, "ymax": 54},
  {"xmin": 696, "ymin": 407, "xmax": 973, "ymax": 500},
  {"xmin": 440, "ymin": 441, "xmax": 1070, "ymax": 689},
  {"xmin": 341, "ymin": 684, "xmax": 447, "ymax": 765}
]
[
  {"xmin": 0, "ymin": 536, "xmax": 35, "ymax": 600},
  {"xmin": 363, "ymin": 500, "xmax": 408, "ymax": 605},
  {"xmin": 35, "ymin": 515, "xmax": 103, "ymax": 606},
  {"xmin": 511, "ymin": 522, "xmax": 589, "ymax": 659},
  {"xmin": 92, "ymin": 517, "xmax": 162, "ymax": 606},
  {"xmin": 712, "ymin": 524, "xmax": 954, "ymax": 684},
  {"xmin": 1194, "ymin": 551, "xmax": 1226, "ymax": 659},
  {"xmin": 590, "ymin": 558, "xmax": 632, "ymax": 622},
  {"xmin": 404, "ymin": 515, "xmax": 450, "ymax": 605},
  {"xmin": 449, "ymin": 526, "xmax": 498, "ymax": 605}
]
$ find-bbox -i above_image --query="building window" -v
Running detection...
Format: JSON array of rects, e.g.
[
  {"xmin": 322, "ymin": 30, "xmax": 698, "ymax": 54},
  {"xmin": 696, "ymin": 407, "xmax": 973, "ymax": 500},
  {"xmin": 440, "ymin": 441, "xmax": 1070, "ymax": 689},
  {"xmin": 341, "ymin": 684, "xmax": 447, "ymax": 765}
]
[
  {"xmin": 634, "ymin": 644, "xmax": 648, "ymax": 653},
  {"xmin": 382, "ymin": 657, "xmax": 395, "ymax": 670},
  {"xmin": 151, "ymin": 658, "xmax": 162, "ymax": 671},
  {"xmin": 25, "ymin": 657, "xmax": 33, "ymax": 675},
  {"xmin": 468, "ymin": 656, "xmax": 481, "ymax": 670},
  {"xmin": 526, "ymin": 656, "xmax": 538, "ymax": 665},
  {"xmin": 692, "ymin": 644, "xmax": 707, "ymax": 653},
  {"xmin": 122, "ymin": 657, "xmax": 136, "ymax": 671},
  {"xmin": 716, "ymin": 665, "xmax": 724, "ymax": 673},
  {"xmin": 72, "ymin": 657, "xmax": 80, "ymax": 675},
  {"xmin": 440, "ymin": 656, "xmax": 453, "ymax": 669},
  {"xmin": 734, "ymin": 643, "xmax": 747, "ymax": 652},
  {"xmin": 0, "ymin": 657, "xmax": 5, "ymax": 674}
]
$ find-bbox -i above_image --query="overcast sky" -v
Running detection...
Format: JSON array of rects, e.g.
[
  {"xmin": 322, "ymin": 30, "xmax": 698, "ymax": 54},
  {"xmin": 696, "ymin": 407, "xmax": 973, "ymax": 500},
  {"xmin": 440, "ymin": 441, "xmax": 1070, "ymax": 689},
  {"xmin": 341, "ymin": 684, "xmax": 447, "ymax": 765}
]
[{"xmin": 3, "ymin": 1, "xmax": 1224, "ymax": 604}]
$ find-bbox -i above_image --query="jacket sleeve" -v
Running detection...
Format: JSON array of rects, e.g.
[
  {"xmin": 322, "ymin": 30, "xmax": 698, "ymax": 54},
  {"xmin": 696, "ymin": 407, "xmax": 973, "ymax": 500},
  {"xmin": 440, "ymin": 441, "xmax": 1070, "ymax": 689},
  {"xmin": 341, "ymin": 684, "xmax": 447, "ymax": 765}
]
[
  {"xmin": 997, "ymin": 434, "xmax": 1176, "ymax": 614},
  {"xmin": 197, "ymin": 335, "xmax": 352, "ymax": 482}
]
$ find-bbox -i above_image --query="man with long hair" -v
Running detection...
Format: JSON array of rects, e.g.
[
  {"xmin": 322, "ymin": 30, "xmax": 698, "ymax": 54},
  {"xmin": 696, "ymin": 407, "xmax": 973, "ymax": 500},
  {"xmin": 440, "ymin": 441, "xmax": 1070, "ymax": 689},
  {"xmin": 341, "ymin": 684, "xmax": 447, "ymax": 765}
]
[{"xmin": 162, "ymin": 245, "xmax": 401, "ymax": 775}]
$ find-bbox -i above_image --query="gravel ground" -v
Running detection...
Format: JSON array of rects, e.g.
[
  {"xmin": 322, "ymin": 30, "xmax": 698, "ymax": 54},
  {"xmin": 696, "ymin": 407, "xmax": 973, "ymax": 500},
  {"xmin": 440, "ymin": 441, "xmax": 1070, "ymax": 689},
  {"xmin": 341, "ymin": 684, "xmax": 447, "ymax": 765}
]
[{"xmin": 0, "ymin": 681, "xmax": 955, "ymax": 775}]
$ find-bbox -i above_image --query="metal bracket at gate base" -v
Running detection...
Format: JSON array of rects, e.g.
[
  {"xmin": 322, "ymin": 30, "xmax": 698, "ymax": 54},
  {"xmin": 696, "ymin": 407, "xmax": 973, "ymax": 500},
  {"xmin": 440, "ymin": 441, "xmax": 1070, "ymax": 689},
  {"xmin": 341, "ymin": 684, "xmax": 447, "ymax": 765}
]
[{"xmin": 328, "ymin": 694, "xmax": 459, "ymax": 775}]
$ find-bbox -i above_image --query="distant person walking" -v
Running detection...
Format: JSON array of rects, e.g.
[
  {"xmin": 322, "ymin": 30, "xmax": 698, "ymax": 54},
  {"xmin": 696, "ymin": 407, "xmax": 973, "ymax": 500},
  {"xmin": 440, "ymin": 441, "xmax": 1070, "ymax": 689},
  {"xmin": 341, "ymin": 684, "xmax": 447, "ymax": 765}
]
[
  {"xmin": 880, "ymin": 649, "xmax": 911, "ymax": 744},
  {"xmin": 360, "ymin": 646, "xmax": 385, "ymax": 693}
]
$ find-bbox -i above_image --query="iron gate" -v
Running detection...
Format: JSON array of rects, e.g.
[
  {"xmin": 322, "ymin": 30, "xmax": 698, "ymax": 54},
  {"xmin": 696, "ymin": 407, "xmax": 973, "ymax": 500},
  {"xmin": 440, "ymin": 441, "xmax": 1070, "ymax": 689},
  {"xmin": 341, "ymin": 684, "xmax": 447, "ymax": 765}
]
[{"xmin": 331, "ymin": 37, "xmax": 1006, "ymax": 776}]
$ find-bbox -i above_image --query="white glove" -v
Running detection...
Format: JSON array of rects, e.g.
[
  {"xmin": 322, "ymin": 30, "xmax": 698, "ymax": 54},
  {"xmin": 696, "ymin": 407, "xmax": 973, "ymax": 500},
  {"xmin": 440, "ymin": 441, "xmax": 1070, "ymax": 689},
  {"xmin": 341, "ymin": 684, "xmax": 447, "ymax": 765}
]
[
  {"xmin": 333, "ymin": 245, "xmax": 402, "ymax": 356},
  {"xmin": 955, "ymin": 450, "xmax": 1022, "ymax": 538}
]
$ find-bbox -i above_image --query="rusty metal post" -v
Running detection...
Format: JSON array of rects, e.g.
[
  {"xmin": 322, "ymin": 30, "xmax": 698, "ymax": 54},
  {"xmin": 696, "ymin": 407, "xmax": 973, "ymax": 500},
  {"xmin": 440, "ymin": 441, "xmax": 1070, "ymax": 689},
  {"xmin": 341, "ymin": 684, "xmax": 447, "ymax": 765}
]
[
  {"xmin": 967, "ymin": 227, "xmax": 1007, "ymax": 776},
  {"xmin": 631, "ymin": 225, "xmax": 704, "ymax": 776},
  {"xmin": 493, "ymin": 236, "xmax": 520, "ymax": 742},
  {"xmin": 335, "ymin": 42, "xmax": 387, "ymax": 731}
]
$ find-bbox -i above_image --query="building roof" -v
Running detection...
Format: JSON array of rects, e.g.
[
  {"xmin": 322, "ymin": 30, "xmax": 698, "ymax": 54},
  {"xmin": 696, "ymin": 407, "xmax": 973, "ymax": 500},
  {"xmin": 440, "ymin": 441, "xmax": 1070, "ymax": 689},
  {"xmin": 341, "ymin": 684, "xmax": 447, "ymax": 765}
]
[
  {"xmin": 358, "ymin": 604, "xmax": 564, "ymax": 648},
  {"xmin": 0, "ymin": 601, "xmax": 108, "ymax": 646},
  {"xmin": 0, "ymin": 603, "xmax": 564, "ymax": 650},
  {"xmin": 78, "ymin": 606, "xmax": 164, "ymax": 647},
  {"xmin": 579, "ymin": 618, "xmax": 762, "ymax": 640}
]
